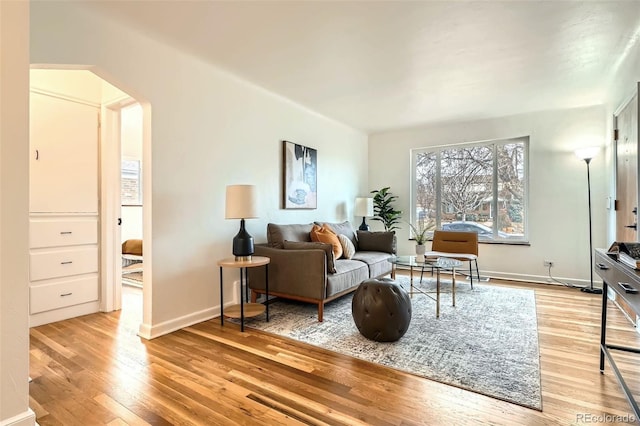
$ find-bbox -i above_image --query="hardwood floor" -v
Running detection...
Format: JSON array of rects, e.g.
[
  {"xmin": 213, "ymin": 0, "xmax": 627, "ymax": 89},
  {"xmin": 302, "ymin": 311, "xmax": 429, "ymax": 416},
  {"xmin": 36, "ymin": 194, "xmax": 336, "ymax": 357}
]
[{"xmin": 29, "ymin": 277, "xmax": 640, "ymax": 425}]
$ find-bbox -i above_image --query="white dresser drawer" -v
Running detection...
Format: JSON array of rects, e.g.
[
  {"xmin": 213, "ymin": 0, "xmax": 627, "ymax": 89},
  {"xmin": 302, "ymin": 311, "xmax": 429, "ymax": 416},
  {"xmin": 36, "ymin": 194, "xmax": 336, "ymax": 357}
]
[
  {"xmin": 30, "ymin": 218, "xmax": 98, "ymax": 248},
  {"xmin": 30, "ymin": 277, "xmax": 99, "ymax": 314},
  {"xmin": 30, "ymin": 246, "xmax": 98, "ymax": 281}
]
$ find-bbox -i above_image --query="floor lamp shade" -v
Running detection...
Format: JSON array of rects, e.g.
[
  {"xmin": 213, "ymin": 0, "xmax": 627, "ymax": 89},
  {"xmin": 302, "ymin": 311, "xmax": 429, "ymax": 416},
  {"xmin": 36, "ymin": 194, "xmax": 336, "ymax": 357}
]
[
  {"xmin": 575, "ymin": 146, "xmax": 600, "ymax": 161},
  {"xmin": 355, "ymin": 197, "xmax": 374, "ymax": 231},
  {"xmin": 225, "ymin": 185, "xmax": 258, "ymax": 260}
]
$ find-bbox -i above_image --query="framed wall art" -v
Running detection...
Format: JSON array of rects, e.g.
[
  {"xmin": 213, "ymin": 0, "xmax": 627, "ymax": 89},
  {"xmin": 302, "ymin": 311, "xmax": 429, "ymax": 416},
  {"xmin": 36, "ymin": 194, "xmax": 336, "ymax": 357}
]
[{"xmin": 282, "ymin": 140, "xmax": 317, "ymax": 209}]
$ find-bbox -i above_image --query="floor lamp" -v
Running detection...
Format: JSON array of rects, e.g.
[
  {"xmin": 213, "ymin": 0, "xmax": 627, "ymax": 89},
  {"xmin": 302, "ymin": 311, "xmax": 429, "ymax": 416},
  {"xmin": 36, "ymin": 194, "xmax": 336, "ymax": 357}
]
[{"xmin": 575, "ymin": 147, "xmax": 603, "ymax": 294}]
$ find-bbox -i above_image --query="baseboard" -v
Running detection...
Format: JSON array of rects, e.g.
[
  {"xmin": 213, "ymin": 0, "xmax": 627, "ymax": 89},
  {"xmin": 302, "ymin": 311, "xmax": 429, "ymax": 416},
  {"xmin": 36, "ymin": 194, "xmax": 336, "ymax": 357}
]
[
  {"xmin": 137, "ymin": 306, "xmax": 220, "ymax": 340},
  {"xmin": 137, "ymin": 280, "xmax": 242, "ymax": 340},
  {"xmin": 398, "ymin": 266, "xmax": 597, "ymax": 288},
  {"xmin": 478, "ymin": 270, "xmax": 600, "ymax": 288},
  {"xmin": 29, "ymin": 301, "xmax": 100, "ymax": 328},
  {"xmin": 0, "ymin": 408, "xmax": 37, "ymax": 426}
]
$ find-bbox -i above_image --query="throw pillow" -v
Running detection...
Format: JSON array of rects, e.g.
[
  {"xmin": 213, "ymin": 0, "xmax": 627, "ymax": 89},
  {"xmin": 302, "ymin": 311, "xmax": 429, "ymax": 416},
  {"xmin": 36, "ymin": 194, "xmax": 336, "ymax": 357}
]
[
  {"xmin": 320, "ymin": 221, "xmax": 358, "ymax": 248},
  {"xmin": 357, "ymin": 230, "xmax": 395, "ymax": 254},
  {"xmin": 283, "ymin": 240, "xmax": 336, "ymax": 273},
  {"xmin": 338, "ymin": 234, "xmax": 356, "ymax": 259},
  {"xmin": 267, "ymin": 223, "xmax": 313, "ymax": 248},
  {"xmin": 310, "ymin": 225, "xmax": 343, "ymax": 259}
]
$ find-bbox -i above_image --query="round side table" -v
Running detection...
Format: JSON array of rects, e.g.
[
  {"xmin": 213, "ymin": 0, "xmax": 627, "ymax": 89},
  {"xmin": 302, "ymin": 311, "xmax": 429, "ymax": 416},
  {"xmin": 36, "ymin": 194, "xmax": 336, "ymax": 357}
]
[{"xmin": 217, "ymin": 256, "xmax": 270, "ymax": 332}]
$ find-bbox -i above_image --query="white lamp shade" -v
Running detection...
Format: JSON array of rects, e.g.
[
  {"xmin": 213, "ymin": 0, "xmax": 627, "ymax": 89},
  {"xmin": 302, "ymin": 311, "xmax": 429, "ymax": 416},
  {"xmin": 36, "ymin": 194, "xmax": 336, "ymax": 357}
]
[
  {"xmin": 225, "ymin": 185, "xmax": 258, "ymax": 219},
  {"xmin": 354, "ymin": 197, "xmax": 374, "ymax": 217},
  {"xmin": 575, "ymin": 146, "xmax": 600, "ymax": 161}
]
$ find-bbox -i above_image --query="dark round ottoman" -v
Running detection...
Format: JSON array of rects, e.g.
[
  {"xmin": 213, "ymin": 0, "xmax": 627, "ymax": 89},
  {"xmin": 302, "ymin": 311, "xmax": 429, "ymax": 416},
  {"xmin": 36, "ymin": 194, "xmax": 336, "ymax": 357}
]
[{"xmin": 351, "ymin": 277, "xmax": 412, "ymax": 342}]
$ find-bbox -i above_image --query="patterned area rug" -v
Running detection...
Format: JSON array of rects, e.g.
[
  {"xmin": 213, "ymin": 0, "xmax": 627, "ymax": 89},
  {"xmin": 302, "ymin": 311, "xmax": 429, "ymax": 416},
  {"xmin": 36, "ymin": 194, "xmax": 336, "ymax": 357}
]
[{"xmin": 242, "ymin": 277, "xmax": 542, "ymax": 410}]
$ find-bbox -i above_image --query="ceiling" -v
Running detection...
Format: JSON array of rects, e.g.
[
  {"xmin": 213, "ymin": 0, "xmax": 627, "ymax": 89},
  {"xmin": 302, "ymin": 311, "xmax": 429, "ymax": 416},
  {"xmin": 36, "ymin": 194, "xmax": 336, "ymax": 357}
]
[{"xmin": 81, "ymin": 1, "xmax": 640, "ymax": 134}]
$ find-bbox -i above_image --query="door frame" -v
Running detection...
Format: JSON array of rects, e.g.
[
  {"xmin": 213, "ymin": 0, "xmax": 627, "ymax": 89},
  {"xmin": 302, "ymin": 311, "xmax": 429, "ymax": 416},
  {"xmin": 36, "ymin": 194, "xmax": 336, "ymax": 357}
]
[
  {"xmin": 101, "ymin": 96, "xmax": 154, "ymax": 339},
  {"xmin": 613, "ymin": 84, "xmax": 640, "ymax": 242},
  {"xmin": 100, "ymin": 98, "xmax": 136, "ymax": 312}
]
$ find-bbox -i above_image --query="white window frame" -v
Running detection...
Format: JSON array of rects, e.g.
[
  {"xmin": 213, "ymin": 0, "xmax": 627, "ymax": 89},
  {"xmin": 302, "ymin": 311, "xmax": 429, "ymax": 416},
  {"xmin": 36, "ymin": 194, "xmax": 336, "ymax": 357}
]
[{"xmin": 411, "ymin": 136, "xmax": 529, "ymax": 244}]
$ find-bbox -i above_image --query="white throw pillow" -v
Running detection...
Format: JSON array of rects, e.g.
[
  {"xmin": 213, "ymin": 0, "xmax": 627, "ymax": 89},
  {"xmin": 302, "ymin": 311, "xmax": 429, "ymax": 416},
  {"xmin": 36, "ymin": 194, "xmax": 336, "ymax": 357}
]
[{"xmin": 338, "ymin": 234, "xmax": 356, "ymax": 259}]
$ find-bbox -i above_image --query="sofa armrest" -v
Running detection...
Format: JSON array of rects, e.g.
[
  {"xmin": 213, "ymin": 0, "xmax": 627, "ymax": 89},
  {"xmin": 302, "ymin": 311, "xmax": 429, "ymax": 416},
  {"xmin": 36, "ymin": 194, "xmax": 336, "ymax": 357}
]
[{"xmin": 247, "ymin": 244, "xmax": 327, "ymax": 300}]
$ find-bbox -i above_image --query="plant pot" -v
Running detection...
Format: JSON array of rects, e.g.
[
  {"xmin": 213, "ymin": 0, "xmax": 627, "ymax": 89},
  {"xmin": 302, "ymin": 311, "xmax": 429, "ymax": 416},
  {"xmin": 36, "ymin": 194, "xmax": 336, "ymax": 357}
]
[{"xmin": 415, "ymin": 244, "xmax": 426, "ymax": 256}]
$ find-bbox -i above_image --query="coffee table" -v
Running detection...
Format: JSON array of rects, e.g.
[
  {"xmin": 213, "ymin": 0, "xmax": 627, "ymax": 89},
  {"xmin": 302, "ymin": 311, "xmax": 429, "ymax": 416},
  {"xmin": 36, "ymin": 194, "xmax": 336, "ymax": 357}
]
[{"xmin": 388, "ymin": 255, "xmax": 463, "ymax": 318}]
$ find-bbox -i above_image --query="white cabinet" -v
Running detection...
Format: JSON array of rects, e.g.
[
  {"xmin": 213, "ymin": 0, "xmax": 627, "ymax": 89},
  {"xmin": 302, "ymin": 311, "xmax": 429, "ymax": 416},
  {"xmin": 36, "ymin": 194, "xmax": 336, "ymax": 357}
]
[
  {"xmin": 29, "ymin": 92, "xmax": 101, "ymax": 327},
  {"xmin": 29, "ymin": 218, "xmax": 97, "ymax": 248},
  {"xmin": 30, "ymin": 277, "xmax": 99, "ymax": 315},
  {"xmin": 30, "ymin": 92, "xmax": 98, "ymax": 213}
]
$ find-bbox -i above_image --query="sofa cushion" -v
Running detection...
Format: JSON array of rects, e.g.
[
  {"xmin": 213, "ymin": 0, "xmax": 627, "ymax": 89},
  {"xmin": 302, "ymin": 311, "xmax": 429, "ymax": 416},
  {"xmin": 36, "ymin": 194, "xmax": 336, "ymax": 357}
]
[
  {"xmin": 310, "ymin": 224, "xmax": 343, "ymax": 260},
  {"xmin": 267, "ymin": 223, "xmax": 313, "ymax": 248},
  {"xmin": 283, "ymin": 240, "xmax": 336, "ymax": 273},
  {"xmin": 327, "ymin": 259, "xmax": 368, "ymax": 297},
  {"xmin": 338, "ymin": 234, "xmax": 356, "ymax": 259},
  {"xmin": 352, "ymin": 251, "xmax": 393, "ymax": 278},
  {"xmin": 357, "ymin": 230, "xmax": 395, "ymax": 254},
  {"xmin": 321, "ymin": 221, "xmax": 358, "ymax": 248}
]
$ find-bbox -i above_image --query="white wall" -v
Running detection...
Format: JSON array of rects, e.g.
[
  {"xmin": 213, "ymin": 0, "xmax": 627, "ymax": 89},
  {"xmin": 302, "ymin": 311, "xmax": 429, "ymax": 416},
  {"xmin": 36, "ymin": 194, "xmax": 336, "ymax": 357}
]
[
  {"xmin": 30, "ymin": 2, "xmax": 368, "ymax": 337},
  {"xmin": 30, "ymin": 69, "xmax": 102, "ymax": 103},
  {"xmin": 370, "ymin": 106, "xmax": 608, "ymax": 285},
  {"xmin": 0, "ymin": 1, "xmax": 36, "ymax": 425},
  {"xmin": 31, "ymin": 69, "xmax": 129, "ymax": 106}
]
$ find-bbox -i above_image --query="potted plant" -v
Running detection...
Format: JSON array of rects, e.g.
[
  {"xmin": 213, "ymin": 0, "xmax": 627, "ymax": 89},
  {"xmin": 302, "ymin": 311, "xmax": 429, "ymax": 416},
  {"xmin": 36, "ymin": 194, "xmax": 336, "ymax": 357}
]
[
  {"xmin": 408, "ymin": 221, "xmax": 428, "ymax": 255},
  {"xmin": 370, "ymin": 187, "xmax": 402, "ymax": 232}
]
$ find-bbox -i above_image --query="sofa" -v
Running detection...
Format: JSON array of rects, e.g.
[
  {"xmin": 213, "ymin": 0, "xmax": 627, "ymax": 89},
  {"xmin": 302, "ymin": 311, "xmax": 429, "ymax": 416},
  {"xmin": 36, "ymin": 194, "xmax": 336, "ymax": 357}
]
[{"xmin": 247, "ymin": 221, "xmax": 395, "ymax": 321}]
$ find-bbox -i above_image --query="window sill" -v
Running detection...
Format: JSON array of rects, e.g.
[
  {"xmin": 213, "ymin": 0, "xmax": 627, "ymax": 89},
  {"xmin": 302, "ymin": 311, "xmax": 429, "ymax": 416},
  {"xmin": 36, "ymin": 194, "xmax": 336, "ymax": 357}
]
[
  {"xmin": 479, "ymin": 240, "xmax": 530, "ymax": 246},
  {"xmin": 409, "ymin": 238, "xmax": 530, "ymax": 246}
]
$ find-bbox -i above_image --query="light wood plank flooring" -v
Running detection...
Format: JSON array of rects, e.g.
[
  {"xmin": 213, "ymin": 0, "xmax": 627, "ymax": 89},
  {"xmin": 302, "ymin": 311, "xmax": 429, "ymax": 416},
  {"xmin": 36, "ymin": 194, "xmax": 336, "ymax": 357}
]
[{"xmin": 29, "ymin": 276, "xmax": 640, "ymax": 425}]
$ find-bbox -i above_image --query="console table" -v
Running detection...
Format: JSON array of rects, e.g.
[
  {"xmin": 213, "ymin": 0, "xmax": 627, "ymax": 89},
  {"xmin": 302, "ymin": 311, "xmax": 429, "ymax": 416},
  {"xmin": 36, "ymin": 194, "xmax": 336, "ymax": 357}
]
[
  {"xmin": 594, "ymin": 248, "xmax": 640, "ymax": 418},
  {"xmin": 218, "ymin": 256, "xmax": 269, "ymax": 332}
]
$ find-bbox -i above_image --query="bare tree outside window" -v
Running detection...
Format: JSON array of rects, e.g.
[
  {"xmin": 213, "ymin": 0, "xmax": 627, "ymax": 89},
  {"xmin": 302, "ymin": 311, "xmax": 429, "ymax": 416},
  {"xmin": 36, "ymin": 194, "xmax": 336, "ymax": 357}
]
[
  {"xmin": 441, "ymin": 146, "xmax": 493, "ymax": 223},
  {"xmin": 413, "ymin": 138, "xmax": 528, "ymax": 242},
  {"xmin": 415, "ymin": 151, "xmax": 437, "ymax": 231},
  {"xmin": 497, "ymin": 143, "xmax": 525, "ymax": 234}
]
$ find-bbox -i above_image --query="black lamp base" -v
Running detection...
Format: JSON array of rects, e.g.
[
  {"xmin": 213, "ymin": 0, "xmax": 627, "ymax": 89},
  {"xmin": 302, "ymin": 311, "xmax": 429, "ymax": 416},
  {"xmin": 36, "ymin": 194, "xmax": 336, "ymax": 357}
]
[
  {"xmin": 358, "ymin": 217, "xmax": 370, "ymax": 231},
  {"xmin": 233, "ymin": 218, "xmax": 254, "ymax": 261},
  {"xmin": 580, "ymin": 287, "xmax": 603, "ymax": 294}
]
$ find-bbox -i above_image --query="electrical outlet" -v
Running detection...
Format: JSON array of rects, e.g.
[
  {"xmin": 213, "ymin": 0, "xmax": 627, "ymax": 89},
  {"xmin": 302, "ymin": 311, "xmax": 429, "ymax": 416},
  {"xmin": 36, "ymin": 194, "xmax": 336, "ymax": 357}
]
[{"xmin": 544, "ymin": 260, "xmax": 554, "ymax": 267}]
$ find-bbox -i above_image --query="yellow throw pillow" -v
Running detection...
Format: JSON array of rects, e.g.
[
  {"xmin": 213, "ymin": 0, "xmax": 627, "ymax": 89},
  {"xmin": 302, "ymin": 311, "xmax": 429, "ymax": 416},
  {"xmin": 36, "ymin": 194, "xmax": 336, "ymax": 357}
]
[{"xmin": 311, "ymin": 225, "xmax": 343, "ymax": 259}]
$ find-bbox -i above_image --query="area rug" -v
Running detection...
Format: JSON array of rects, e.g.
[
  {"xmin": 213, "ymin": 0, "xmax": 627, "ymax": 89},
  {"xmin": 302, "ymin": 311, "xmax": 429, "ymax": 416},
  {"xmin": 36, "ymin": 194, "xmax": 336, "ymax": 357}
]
[{"xmin": 242, "ymin": 277, "xmax": 542, "ymax": 410}]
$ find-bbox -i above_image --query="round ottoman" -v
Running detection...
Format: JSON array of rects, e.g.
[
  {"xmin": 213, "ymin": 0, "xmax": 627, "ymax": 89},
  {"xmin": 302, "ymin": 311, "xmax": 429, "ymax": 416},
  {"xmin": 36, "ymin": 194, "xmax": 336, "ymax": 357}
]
[{"xmin": 351, "ymin": 277, "xmax": 412, "ymax": 342}]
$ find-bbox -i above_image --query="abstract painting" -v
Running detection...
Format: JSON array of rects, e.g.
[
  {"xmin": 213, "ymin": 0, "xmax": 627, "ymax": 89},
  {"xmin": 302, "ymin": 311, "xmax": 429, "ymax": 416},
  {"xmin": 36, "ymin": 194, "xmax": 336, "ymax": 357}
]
[{"xmin": 283, "ymin": 141, "xmax": 317, "ymax": 209}]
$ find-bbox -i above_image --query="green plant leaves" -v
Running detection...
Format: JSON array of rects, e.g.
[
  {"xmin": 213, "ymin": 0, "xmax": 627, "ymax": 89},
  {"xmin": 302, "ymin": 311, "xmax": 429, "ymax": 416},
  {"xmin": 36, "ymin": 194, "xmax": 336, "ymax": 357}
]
[{"xmin": 370, "ymin": 186, "xmax": 402, "ymax": 232}]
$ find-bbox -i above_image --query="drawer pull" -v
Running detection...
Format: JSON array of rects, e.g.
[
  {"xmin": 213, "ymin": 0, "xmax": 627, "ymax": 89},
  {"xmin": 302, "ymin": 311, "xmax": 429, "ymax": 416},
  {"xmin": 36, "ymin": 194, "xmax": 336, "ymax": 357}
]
[
  {"xmin": 61, "ymin": 261, "xmax": 73, "ymax": 265},
  {"xmin": 60, "ymin": 231, "xmax": 73, "ymax": 235},
  {"xmin": 60, "ymin": 292, "xmax": 72, "ymax": 297}
]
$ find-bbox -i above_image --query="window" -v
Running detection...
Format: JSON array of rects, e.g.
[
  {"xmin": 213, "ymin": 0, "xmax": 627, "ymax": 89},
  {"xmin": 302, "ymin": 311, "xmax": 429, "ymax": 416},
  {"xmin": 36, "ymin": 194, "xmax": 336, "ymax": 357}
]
[
  {"xmin": 412, "ymin": 137, "xmax": 528, "ymax": 243},
  {"xmin": 121, "ymin": 159, "xmax": 142, "ymax": 205}
]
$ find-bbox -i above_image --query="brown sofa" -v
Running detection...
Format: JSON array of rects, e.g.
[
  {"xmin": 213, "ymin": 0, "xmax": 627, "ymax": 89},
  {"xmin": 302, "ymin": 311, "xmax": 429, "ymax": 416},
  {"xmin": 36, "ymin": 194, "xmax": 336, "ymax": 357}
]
[{"xmin": 247, "ymin": 221, "xmax": 395, "ymax": 321}]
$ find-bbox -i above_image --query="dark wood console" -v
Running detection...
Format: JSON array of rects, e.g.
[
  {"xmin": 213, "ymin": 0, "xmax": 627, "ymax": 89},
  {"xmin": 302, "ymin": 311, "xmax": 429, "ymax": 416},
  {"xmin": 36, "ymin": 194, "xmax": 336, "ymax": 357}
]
[{"xmin": 594, "ymin": 248, "xmax": 640, "ymax": 418}]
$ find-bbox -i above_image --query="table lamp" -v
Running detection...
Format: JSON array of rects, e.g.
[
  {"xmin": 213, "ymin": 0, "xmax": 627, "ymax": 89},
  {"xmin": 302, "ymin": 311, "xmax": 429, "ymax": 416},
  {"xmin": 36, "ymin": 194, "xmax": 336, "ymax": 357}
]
[
  {"xmin": 225, "ymin": 184, "xmax": 258, "ymax": 261},
  {"xmin": 355, "ymin": 197, "xmax": 374, "ymax": 231}
]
